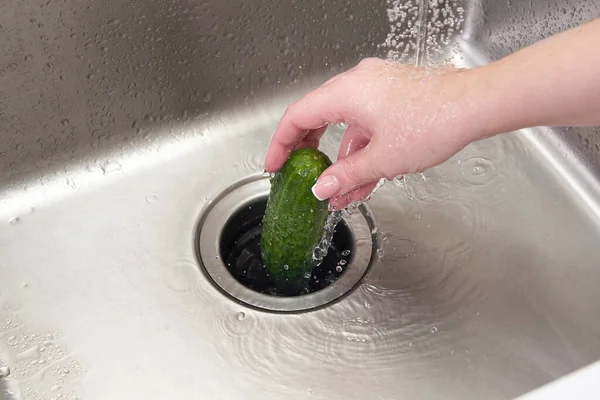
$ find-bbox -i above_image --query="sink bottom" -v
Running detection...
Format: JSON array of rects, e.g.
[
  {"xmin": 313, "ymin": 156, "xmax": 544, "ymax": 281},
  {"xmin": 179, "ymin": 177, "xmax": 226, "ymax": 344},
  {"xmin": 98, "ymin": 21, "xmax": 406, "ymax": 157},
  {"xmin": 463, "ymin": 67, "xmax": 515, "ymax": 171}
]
[
  {"xmin": 2, "ymin": 6, "xmax": 600, "ymax": 397},
  {"xmin": 2, "ymin": 110, "xmax": 600, "ymax": 399}
]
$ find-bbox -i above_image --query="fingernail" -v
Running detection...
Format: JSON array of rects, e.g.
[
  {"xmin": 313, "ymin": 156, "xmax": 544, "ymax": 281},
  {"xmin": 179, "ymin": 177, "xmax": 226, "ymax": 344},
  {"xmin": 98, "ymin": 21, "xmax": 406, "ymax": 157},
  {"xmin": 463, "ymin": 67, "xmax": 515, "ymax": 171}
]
[{"xmin": 312, "ymin": 175, "xmax": 340, "ymax": 201}]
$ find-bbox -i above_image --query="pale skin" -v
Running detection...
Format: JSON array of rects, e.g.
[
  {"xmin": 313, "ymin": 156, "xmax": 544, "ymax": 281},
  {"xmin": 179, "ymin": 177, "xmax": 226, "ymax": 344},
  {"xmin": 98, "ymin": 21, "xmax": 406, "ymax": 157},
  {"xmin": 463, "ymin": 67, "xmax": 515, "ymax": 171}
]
[{"xmin": 264, "ymin": 18, "xmax": 600, "ymax": 209}]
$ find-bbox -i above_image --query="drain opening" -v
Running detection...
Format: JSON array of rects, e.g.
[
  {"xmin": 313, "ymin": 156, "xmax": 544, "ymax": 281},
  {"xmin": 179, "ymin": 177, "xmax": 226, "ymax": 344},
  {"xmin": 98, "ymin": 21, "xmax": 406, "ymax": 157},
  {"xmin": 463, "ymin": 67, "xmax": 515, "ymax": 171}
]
[
  {"xmin": 197, "ymin": 176, "xmax": 375, "ymax": 312},
  {"xmin": 219, "ymin": 197, "xmax": 354, "ymax": 296}
]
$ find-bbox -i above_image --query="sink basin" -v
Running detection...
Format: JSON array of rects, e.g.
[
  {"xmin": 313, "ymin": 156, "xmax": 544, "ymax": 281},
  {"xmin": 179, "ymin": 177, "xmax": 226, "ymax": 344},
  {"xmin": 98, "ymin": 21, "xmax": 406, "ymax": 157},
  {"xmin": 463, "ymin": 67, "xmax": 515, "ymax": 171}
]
[{"xmin": 2, "ymin": 0, "xmax": 600, "ymax": 398}]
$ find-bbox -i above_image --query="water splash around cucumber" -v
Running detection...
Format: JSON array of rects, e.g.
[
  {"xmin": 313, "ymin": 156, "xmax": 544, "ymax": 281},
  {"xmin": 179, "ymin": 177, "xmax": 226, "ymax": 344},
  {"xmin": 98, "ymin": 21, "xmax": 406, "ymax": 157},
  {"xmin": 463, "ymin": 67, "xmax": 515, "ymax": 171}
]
[{"xmin": 313, "ymin": 178, "xmax": 386, "ymax": 265}]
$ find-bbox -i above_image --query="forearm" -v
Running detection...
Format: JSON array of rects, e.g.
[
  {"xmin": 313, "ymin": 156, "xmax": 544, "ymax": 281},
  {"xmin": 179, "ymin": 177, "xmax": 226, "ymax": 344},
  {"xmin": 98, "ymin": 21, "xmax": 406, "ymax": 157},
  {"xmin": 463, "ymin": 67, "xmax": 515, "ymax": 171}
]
[{"xmin": 465, "ymin": 18, "xmax": 600, "ymax": 140}]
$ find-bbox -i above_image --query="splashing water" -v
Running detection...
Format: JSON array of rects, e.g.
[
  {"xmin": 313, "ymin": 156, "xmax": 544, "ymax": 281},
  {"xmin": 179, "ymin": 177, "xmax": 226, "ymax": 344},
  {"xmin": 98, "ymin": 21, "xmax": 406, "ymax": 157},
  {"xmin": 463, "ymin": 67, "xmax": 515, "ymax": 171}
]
[
  {"xmin": 313, "ymin": 178, "xmax": 386, "ymax": 265},
  {"xmin": 381, "ymin": 0, "xmax": 465, "ymax": 64},
  {"xmin": 366, "ymin": 178, "xmax": 387, "ymax": 201},
  {"xmin": 313, "ymin": 210, "xmax": 344, "ymax": 265}
]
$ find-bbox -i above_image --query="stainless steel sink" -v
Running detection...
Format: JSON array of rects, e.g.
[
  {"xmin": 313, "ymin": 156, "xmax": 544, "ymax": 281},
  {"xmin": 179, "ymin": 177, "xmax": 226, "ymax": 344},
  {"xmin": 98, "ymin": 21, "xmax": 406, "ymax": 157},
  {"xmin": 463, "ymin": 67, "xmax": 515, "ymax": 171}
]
[{"xmin": 2, "ymin": 0, "xmax": 600, "ymax": 398}]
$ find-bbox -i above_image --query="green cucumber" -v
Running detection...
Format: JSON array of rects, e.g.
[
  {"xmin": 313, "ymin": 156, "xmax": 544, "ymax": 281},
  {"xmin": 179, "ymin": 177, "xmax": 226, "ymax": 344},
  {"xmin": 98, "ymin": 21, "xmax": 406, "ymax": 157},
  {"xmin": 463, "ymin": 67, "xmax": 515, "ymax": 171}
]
[{"xmin": 261, "ymin": 148, "xmax": 332, "ymax": 294}]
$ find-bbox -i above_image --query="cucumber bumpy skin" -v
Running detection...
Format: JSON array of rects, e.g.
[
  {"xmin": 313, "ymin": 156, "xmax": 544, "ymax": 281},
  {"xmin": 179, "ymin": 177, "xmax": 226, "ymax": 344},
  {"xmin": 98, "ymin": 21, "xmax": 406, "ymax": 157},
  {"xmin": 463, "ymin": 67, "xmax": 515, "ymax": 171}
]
[{"xmin": 261, "ymin": 148, "xmax": 332, "ymax": 295}]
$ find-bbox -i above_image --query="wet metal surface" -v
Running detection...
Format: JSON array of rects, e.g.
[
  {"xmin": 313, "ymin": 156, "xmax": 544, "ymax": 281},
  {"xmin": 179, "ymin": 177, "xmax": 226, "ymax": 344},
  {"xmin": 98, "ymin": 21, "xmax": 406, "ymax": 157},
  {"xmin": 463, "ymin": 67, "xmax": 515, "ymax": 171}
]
[{"xmin": 1, "ymin": 0, "xmax": 600, "ymax": 399}]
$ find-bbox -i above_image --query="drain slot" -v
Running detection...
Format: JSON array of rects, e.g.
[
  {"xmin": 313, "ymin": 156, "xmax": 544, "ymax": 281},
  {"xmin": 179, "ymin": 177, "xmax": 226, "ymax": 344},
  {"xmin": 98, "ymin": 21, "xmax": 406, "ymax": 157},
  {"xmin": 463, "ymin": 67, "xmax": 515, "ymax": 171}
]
[
  {"xmin": 220, "ymin": 197, "xmax": 354, "ymax": 296},
  {"xmin": 196, "ymin": 176, "xmax": 375, "ymax": 312}
]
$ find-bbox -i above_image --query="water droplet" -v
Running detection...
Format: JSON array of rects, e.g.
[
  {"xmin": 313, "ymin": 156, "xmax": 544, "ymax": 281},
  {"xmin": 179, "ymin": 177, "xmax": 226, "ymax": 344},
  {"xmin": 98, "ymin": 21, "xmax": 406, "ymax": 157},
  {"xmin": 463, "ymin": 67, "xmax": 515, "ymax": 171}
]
[
  {"xmin": 339, "ymin": 259, "xmax": 347, "ymax": 266},
  {"xmin": 344, "ymin": 201, "xmax": 362, "ymax": 214},
  {"xmin": 203, "ymin": 92, "xmax": 212, "ymax": 103},
  {"xmin": 283, "ymin": 264, "xmax": 289, "ymax": 270},
  {"xmin": 472, "ymin": 165, "xmax": 484, "ymax": 175},
  {"xmin": 460, "ymin": 156, "xmax": 498, "ymax": 186},
  {"xmin": 100, "ymin": 160, "xmax": 122, "ymax": 175},
  {"xmin": 391, "ymin": 238, "xmax": 417, "ymax": 259},
  {"xmin": 335, "ymin": 265, "xmax": 343, "ymax": 273},
  {"xmin": 0, "ymin": 366, "xmax": 10, "ymax": 379},
  {"xmin": 341, "ymin": 249, "xmax": 351, "ymax": 256},
  {"xmin": 9, "ymin": 217, "xmax": 19, "ymax": 225},
  {"xmin": 145, "ymin": 194, "xmax": 158, "ymax": 204},
  {"xmin": 65, "ymin": 177, "xmax": 77, "ymax": 189},
  {"xmin": 61, "ymin": 119, "xmax": 70, "ymax": 126},
  {"xmin": 414, "ymin": 213, "xmax": 421, "ymax": 220},
  {"xmin": 236, "ymin": 312, "xmax": 246, "ymax": 321},
  {"xmin": 430, "ymin": 326, "xmax": 438, "ymax": 333}
]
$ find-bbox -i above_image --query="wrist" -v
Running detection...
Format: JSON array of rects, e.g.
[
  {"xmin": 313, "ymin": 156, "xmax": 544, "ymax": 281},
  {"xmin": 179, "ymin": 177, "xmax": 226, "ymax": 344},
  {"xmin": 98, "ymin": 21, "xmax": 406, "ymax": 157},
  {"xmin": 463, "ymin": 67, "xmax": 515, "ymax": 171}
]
[
  {"xmin": 448, "ymin": 62, "xmax": 528, "ymax": 143},
  {"xmin": 433, "ymin": 67, "xmax": 499, "ymax": 148}
]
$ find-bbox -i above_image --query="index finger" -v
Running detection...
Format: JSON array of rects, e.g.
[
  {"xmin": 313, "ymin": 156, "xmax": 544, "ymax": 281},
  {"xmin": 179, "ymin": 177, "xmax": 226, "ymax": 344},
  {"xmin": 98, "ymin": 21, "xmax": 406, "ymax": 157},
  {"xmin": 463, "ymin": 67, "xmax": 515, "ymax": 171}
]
[{"xmin": 264, "ymin": 83, "xmax": 349, "ymax": 172}]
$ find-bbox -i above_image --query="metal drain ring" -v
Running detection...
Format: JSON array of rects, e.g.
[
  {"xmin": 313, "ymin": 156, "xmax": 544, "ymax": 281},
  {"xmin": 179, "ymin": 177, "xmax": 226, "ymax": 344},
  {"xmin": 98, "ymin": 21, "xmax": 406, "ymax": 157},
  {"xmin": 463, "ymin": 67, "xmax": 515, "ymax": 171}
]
[{"xmin": 195, "ymin": 174, "xmax": 376, "ymax": 312}]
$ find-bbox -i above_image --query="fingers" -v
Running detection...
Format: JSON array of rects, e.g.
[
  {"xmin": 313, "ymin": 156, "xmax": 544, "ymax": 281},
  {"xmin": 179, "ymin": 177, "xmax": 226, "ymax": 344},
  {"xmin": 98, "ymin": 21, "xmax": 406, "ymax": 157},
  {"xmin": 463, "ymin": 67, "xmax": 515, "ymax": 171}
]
[
  {"xmin": 311, "ymin": 144, "xmax": 382, "ymax": 201},
  {"xmin": 329, "ymin": 181, "xmax": 379, "ymax": 209},
  {"xmin": 338, "ymin": 126, "xmax": 370, "ymax": 159},
  {"xmin": 318, "ymin": 126, "xmax": 373, "ymax": 209},
  {"xmin": 264, "ymin": 83, "xmax": 349, "ymax": 172},
  {"xmin": 293, "ymin": 125, "xmax": 328, "ymax": 151}
]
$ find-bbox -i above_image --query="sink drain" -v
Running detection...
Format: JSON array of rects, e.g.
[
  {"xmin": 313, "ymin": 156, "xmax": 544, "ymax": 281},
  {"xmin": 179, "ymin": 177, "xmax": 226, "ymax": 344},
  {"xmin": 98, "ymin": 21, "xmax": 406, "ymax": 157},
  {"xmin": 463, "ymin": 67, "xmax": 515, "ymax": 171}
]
[{"xmin": 196, "ymin": 175, "xmax": 376, "ymax": 312}]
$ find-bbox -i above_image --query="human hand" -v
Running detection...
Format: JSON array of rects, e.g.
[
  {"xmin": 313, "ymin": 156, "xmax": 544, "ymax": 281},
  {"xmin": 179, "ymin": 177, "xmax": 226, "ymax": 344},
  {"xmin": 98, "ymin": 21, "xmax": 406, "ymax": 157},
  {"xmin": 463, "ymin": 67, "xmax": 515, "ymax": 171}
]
[{"xmin": 264, "ymin": 58, "xmax": 482, "ymax": 209}]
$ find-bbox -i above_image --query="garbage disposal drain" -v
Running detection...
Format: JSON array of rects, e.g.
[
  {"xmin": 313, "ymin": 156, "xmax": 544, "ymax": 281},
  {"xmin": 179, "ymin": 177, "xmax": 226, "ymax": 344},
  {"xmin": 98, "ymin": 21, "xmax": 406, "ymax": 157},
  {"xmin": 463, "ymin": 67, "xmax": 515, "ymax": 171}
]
[
  {"xmin": 196, "ymin": 175, "xmax": 376, "ymax": 312},
  {"xmin": 220, "ymin": 197, "xmax": 354, "ymax": 296}
]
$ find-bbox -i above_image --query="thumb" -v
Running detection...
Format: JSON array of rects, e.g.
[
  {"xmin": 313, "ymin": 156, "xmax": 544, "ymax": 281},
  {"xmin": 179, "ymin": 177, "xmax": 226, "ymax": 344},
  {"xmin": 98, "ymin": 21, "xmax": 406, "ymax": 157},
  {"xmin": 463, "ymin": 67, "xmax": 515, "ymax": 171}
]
[{"xmin": 311, "ymin": 145, "xmax": 382, "ymax": 201}]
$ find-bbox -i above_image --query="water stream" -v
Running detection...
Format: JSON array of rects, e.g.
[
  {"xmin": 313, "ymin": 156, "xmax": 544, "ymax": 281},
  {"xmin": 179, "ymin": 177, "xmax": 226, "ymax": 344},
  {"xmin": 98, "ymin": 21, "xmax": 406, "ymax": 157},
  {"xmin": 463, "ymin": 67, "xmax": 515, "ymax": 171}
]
[
  {"xmin": 314, "ymin": 1, "xmax": 432, "ymax": 263},
  {"xmin": 415, "ymin": 0, "xmax": 430, "ymax": 67}
]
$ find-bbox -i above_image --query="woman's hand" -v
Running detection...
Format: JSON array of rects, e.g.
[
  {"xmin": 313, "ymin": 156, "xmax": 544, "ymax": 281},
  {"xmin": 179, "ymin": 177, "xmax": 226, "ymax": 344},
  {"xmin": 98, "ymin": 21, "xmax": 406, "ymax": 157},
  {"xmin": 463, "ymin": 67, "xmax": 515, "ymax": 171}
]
[
  {"xmin": 265, "ymin": 18, "xmax": 600, "ymax": 209},
  {"xmin": 264, "ymin": 58, "xmax": 481, "ymax": 209}
]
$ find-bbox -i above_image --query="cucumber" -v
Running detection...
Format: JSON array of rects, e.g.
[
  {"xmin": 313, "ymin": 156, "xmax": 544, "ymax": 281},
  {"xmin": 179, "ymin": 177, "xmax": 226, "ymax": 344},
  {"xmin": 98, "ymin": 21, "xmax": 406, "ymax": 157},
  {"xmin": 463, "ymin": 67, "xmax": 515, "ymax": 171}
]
[{"xmin": 261, "ymin": 148, "xmax": 332, "ymax": 294}]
